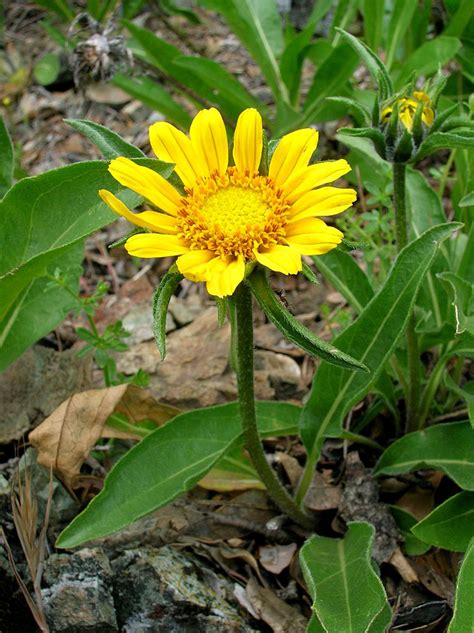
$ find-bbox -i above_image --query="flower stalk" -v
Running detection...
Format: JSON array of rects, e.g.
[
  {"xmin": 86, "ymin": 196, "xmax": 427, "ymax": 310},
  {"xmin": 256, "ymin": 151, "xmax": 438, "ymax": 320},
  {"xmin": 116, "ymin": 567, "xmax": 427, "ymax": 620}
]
[
  {"xmin": 393, "ymin": 162, "xmax": 420, "ymax": 431},
  {"xmin": 233, "ymin": 282, "xmax": 314, "ymax": 530}
]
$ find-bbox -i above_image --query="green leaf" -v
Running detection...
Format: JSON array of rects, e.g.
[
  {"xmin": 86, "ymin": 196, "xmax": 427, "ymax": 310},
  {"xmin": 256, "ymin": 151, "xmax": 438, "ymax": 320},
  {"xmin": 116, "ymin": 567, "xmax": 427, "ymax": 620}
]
[
  {"xmin": 65, "ymin": 119, "xmax": 145, "ymax": 159},
  {"xmin": 248, "ymin": 268, "xmax": 368, "ymax": 372},
  {"xmin": 56, "ymin": 400, "xmax": 301, "ymax": 548},
  {"xmin": 325, "ymin": 97, "xmax": 370, "ymax": 127},
  {"xmin": 336, "ymin": 28, "xmax": 392, "ymax": 100},
  {"xmin": 112, "ymin": 74, "xmax": 192, "ymax": 130},
  {"xmin": 174, "ymin": 56, "xmax": 264, "ymax": 117},
  {"xmin": 395, "ymin": 36, "xmax": 462, "ymax": 89},
  {"xmin": 33, "ymin": 52, "xmax": 61, "ymax": 86},
  {"xmin": 385, "ymin": 0, "xmax": 418, "ymax": 70},
  {"xmin": 374, "ymin": 421, "xmax": 474, "ymax": 489},
  {"xmin": 302, "ymin": 43, "xmax": 359, "ymax": 124},
  {"xmin": 0, "ymin": 242, "xmax": 83, "ymax": 371},
  {"xmin": 152, "ymin": 270, "xmax": 183, "ymax": 360},
  {"xmin": 444, "ymin": 375, "xmax": 474, "ymax": 429},
  {"xmin": 362, "ymin": 0, "xmax": 384, "ymax": 52},
  {"xmin": 338, "ymin": 126, "xmax": 386, "ymax": 159},
  {"xmin": 279, "ymin": 0, "xmax": 333, "ymax": 103},
  {"xmin": 312, "ymin": 249, "xmax": 374, "ymax": 314},
  {"xmin": 449, "ymin": 536, "xmax": 474, "ymax": 632},
  {"xmin": 0, "ymin": 159, "xmax": 170, "ymax": 370},
  {"xmin": 415, "ymin": 130, "xmax": 474, "ymax": 161},
  {"xmin": 459, "ymin": 191, "xmax": 474, "ymax": 207},
  {"xmin": 0, "ymin": 116, "xmax": 14, "ymax": 197},
  {"xmin": 198, "ymin": 0, "xmax": 289, "ymax": 104},
  {"xmin": 389, "ymin": 506, "xmax": 430, "ymax": 555},
  {"xmin": 300, "ymin": 223, "xmax": 460, "ymax": 456},
  {"xmin": 438, "ymin": 271, "xmax": 474, "ymax": 335},
  {"xmin": 406, "ymin": 169, "xmax": 450, "ymax": 331},
  {"xmin": 411, "ymin": 492, "xmax": 474, "ymax": 552},
  {"xmin": 300, "ymin": 522, "xmax": 391, "ymax": 633}
]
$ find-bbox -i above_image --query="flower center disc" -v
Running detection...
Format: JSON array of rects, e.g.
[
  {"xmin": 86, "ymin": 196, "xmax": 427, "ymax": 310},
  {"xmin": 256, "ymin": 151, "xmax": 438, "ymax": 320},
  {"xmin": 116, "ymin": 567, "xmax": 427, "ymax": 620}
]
[
  {"xmin": 177, "ymin": 168, "xmax": 290, "ymax": 260},
  {"xmin": 201, "ymin": 186, "xmax": 269, "ymax": 234}
]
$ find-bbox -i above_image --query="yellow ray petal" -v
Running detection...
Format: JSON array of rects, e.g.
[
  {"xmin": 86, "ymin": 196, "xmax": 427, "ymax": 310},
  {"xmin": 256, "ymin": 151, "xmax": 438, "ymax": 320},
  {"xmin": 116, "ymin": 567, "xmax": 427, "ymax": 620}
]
[
  {"xmin": 176, "ymin": 250, "xmax": 216, "ymax": 282},
  {"xmin": 233, "ymin": 108, "xmax": 263, "ymax": 174},
  {"xmin": 268, "ymin": 128, "xmax": 319, "ymax": 188},
  {"xmin": 285, "ymin": 219, "xmax": 343, "ymax": 256},
  {"xmin": 282, "ymin": 159, "xmax": 351, "ymax": 202},
  {"xmin": 289, "ymin": 187, "xmax": 357, "ymax": 221},
  {"xmin": 254, "ymin": 244, "xmax": 302, "ymax": 275},
  {"xmin": 124, "ymin": 234, "xmax": 189, "ymax": 258},
  {"xmin": 108, "ymin": 157, "xmax": 181, "ymax": 215},
  {"xmin": 206, "ymin": 256, "xmax": 245, "ymax": 297},
  {"xmin": 149, "ymin": 121, "xmax": 202, "ymax": 188},
  {"xmin": 191, "ymin": 108, "xmax": 228, "ymax": 176},
  {"xmin": 99, "ymin": 190, "xmax": 176, "ymax": 232},
  {"xmin": 286, "ymin": 217, "xmax": 343, "ymax": 239}
]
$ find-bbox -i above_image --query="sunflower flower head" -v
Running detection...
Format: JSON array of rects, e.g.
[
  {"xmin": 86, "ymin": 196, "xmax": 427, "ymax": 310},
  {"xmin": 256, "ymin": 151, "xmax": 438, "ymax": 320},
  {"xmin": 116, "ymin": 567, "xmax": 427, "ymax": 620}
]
[
  {"xmin": 100, "ymin": 108, "xmax": 356, "ymax": 297},
  {"xmin": 381, "ymin": 90, "xmax": 434, "ymax": 132}
]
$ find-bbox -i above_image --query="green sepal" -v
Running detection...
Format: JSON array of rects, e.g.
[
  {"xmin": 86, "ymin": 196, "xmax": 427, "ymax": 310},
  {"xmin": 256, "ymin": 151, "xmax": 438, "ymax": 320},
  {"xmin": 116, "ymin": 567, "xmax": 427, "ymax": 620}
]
[
  {"xmin": 384, "ymin": 100, "xmax": 400, "ymax": 160},
  {"xmin": 325, "ymin": 97, "xmax": 370, "ymax": 127},
  {"xmin": 259, "ymin": 131, "xmax": 269, "ymax": 176},
  {"xmin": 215, "ymin": 296, "xmax": 228, "ymax": 327},
  {"xmin": 302, "ymin": 262, "xmax": 319, "ymax": 285},
  {"xmin": 430, "ymin": 103, "xmax": 460, "ymax": 133},
  {"xmin": 411, "ymin": 101, "xmax": 424, "ymax": 149},
  {"xmin": 335, "ymin": 28, "xmax": 392, "ymax": 100},
  {"xmin": 394, "ymin": 126, "xmax": 414, "ymax": 163},
  {"xmin": 440, "ymin": 117, "xmax": 474, "ymax": 133},
  {"xmin": 152, "ymin": 270, "xmax": 184, "ymax": 359},
  {"xmin": 108, "ymin": 228, "xmax": 148, "ymax": 250},
  {"xmin": 338, "ymin": 127, "xmax": 386, "ymax": 159},
  {"xmin": 428, "ymin": 71, "xmax": 448, "ymax": 109},
  {"xmin": 413, "ymin": 130, "xmax": 474, "ymax": 162},
  {"xmin": 247, "ymin": 267, "xmax": 368, "ymax": 372},
  {"xmin": 371, "ymin": 92, "xmax": 380, "ymax": 128},
  {"xmin": 340, "ymin": 238, "xmax": 368, "ymax": 251}
]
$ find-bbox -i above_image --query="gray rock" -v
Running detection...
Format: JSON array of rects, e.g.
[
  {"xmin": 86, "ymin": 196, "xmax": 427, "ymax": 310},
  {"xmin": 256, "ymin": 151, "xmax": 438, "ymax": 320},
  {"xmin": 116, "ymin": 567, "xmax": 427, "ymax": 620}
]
[
  {"xmin": 0, "ymin": 346, "xmax": 91, "ymax": 443},
  {"xmin": 112, "ymin": 546, "xmax": 256, "ymax": 632},
  {"xmin": 42, "ymin": 548, "xmax": 118, "ymax": 633}
]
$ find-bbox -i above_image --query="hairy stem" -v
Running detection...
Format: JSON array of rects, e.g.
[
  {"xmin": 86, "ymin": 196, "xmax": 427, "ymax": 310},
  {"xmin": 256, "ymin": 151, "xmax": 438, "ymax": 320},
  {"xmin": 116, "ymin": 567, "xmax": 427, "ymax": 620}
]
[
  {"xmin": 393, "ymin": 162, "xmax": 421, "ymax": 431},
  {"xmin": 234, "ymin": 282, "xmax": 313, "ymax": 529}
]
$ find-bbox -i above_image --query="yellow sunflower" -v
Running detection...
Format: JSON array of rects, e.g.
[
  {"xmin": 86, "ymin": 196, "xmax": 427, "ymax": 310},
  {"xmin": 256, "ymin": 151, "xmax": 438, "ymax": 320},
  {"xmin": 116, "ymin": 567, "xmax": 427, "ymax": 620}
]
[
  {"xmin": 99, "ymin": 108, "xmax": 356, "ymax": 297},
  {"xmin": 381, "ymin": 91, "xmax": 435, "ymax": 132}
]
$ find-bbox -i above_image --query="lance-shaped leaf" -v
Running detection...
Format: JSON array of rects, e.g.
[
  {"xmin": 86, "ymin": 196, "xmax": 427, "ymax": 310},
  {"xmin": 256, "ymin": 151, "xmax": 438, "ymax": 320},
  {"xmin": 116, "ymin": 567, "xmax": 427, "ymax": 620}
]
[
  {"xmin": 411, "ymin": 491, "xmax": 474, "ymax": 553},
  {"xmin": 247, "ymin": 268, "xmax": 368, "ymax": 372},
  {"xmin": 65, "ymin": 119, "xmax": 145, "ymax": 159},
  {"xmin": 199, "ymin": 0, "xmax": 289, "ymax": 105},
  {"xmin": 449, "ymin": 537, "xmax": 474, "ymax": 632},
  {"xmin": 56, "ymin": 401, "xmax": 301, "ymax": 548},
  {"xmin": 113, "ymin": 74, "xmax": 192, "ymax": 130},
  {"xmin": 414, "ymin": 130, "xmax": 474, "ymax": 161},
  {"xmin": 336, "ymin": 28, "xmax": 392, "ymax": 100},
  {"xmin": 312, "ymin": 249, "xmax": 374, "ymax": 314},
  {"xmin": 0, "ymin": 116, "xmax": 14, "ymax": 197},
  {"xmin": 437, "ymin": 271, "xmax": 474, "ymax": 335},
  {"xmin": 152, "ymin": 270, "xmax": 184, "ymax": 359},
  {"xmin": 338, "ymin": 127, "xmax": 386, "ymax": 159},
  {"xmin": 374, "ymin": 421, "xmax": 474, "ymax": 489},
  {"xmin": 300, "ymin": 522, "xmax": 391, "ymax": 633},
  {"xmin": 299, "ymin": 223, "xmax": 460, "ymax": 457}
]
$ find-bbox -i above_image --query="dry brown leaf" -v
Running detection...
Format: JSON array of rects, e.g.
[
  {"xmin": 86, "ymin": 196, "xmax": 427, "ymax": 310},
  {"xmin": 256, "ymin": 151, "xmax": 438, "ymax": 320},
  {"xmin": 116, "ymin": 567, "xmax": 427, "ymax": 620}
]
[
  {"xmin": 304, "ymin": 469, "xmax": 342, "ymax": 511},
  {"xmin": 259, "ymin": 543, "xmax": 297, "ymax": 575},
  {"xmin": 29, "ymin": 385, "xmax": 178, "ymax": 487},
  {"xmin": 274, "ymin": 452, "xmax": 303, "ymax": 488},
  {"xmin": 244, "ymin": 578, "xmax": 307, "ymax": 633},
  {"xmin": 389, "ymin": 546, "xmax": 419, "ymax": 584},
  {"xmin": 413, "ymin": 551, "xmax": 459, "ymax": 603}
]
